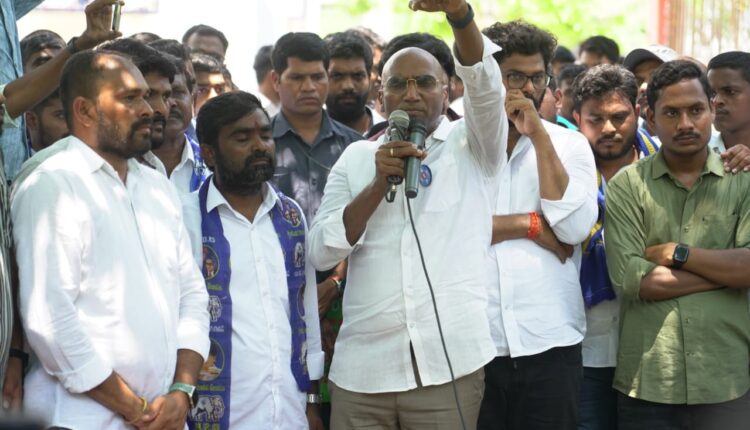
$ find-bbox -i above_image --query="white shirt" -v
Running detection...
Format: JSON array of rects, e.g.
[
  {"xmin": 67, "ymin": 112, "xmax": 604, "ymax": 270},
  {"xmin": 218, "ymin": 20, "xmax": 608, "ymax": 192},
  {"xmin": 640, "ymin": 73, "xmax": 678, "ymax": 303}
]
[
  {"xmin": 582, "ymin": 173, "xmax": 618, "ymax": 368},
  {"xmin": 257, "ymin": 92, "xmax": 281, "ymax": 117},
  {"xmin": 182, "ymin": 180, "xmax": 324, "ymax": 429},
  {"xmin": 141, "ymin": 135, "xmax": 202, "ymax": 194},
  {"xmin": 709, "ymin": 132, "xmax": 726, "ymax": 153},
  {"xmin": 11, "ymin": 136, "xmax": 209, "ymax": 429},
  {"xmin": 488, "ymin": 121, "xmax": 598, "ymax": 358},
  {"xmin": 308, "ymin": 36, "xmax": 508, "ymax": 393}
]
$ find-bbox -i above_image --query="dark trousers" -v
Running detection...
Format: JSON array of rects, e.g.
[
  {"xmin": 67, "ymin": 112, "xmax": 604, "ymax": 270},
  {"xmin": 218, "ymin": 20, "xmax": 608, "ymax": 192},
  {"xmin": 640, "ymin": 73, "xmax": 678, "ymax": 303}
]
[
  {"xmin": 477, "ymin": 343, "xmax": 583, "ymax": 430},
  {"xmin": 618, "ymin": 389, "xmax": 750, "ymax": 430},
  {"xmin": 578, "ymin": 367, "xmax": 618, "ymax": 430}
]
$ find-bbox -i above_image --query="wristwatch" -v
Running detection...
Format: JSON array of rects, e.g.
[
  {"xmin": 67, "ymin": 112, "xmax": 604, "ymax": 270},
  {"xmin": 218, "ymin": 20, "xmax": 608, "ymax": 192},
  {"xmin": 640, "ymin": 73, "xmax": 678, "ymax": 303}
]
[
  {"xmin": 672, "ymin": 243, "xmax": 690, "ymax": 269},
  {"xmin": 307, "ymin": 393, "xmax": 321, "ymax": 404},
  {"xmin": 169, "ymin": 382, "xmax": 198, "ymax": 409}
]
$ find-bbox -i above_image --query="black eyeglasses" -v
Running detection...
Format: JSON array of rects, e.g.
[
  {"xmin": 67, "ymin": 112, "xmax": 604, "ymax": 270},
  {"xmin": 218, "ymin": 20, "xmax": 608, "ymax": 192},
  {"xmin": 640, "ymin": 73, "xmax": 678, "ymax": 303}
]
[
  {"xmin": 505, "ymin": 72, "xmax": 550, "ymax": 90},
  {"xmin": 384, "ymin": 75, "xmax": 440, "ymax": 95}
]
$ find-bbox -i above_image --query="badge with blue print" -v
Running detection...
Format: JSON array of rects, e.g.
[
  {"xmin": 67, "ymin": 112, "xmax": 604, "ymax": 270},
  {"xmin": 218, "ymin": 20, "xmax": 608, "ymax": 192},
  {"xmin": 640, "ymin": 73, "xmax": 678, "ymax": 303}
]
[{"xmin": 419, "ymin": 164, "xmax": 433, "ymax": 187}]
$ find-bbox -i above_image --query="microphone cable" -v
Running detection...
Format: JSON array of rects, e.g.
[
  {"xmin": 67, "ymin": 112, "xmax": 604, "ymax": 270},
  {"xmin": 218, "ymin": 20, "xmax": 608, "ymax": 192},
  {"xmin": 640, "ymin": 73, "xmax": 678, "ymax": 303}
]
[{"xmin": 405, "ymin": 197, "xmax": 467, "ymax": 430}]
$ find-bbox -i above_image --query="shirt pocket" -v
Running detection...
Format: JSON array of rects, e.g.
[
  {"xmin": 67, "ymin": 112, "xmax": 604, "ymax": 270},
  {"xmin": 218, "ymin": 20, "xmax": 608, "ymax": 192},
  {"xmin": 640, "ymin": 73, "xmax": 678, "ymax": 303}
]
[
  {"xmin": 698, "ymin": 214, "xmax": 738, "ymax": 249},
  {"xmin": 421, "ymin": 154, "xmax": 461, "ymax": 212}
]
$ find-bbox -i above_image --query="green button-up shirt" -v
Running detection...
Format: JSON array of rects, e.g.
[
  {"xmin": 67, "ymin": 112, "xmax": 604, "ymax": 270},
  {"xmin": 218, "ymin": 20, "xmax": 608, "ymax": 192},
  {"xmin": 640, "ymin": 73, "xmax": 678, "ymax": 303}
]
[{"xmin": 605, "ymin": 149, "xmax": 750, "ymax": 405}]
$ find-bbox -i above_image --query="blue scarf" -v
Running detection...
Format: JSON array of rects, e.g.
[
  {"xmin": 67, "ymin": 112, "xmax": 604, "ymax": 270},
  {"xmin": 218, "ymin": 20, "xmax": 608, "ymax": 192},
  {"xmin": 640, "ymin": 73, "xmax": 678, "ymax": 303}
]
[
  {"xmin": 187, "ymin": 133, "xmax": 208, "ymax": 192},
  {"xmin": 188, "ymin": 180, "xmax": 310, "ymax": 429},
  {"xmin": 580, "ymin": 130, "xmax": 659, "ymax": 308}
]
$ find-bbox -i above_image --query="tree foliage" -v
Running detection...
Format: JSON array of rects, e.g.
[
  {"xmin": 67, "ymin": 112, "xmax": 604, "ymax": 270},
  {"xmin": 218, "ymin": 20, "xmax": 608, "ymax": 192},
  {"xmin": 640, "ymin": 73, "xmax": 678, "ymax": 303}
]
[{"xmin": 322, "ymin": 0, "xmax": 648, "ymax": 55}]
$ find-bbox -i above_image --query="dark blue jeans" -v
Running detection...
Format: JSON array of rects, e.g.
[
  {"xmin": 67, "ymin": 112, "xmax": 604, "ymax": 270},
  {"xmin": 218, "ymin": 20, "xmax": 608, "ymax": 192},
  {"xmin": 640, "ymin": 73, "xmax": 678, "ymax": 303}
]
[
  {"xmin": 578, "ymin": 367, "xmax": 617, "ymax": 430},
  {"xmin": 618, "ymin": 389, "xmax": 750, "ymax": 430}
]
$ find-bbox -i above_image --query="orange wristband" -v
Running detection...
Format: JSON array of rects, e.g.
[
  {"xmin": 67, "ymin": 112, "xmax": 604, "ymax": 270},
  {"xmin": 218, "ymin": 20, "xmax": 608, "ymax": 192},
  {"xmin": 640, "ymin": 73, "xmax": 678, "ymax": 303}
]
[{"xmin": 527, "ymin": 212, "xmax": 542, "ymax": 240}]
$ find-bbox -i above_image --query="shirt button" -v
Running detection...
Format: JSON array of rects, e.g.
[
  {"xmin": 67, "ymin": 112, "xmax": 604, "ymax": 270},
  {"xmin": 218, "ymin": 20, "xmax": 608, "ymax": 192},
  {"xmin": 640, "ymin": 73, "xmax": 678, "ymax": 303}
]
[
  {"xmin": 683, "ymin": 226, "xmax": 690, "ymax": 233},
  {"xmin": 685, "ymin": 318, "xmax": 691, "ymax": 324},
  {"xmin": 408, "ymin": 322, "xmax": 416, "ymax": 328}
]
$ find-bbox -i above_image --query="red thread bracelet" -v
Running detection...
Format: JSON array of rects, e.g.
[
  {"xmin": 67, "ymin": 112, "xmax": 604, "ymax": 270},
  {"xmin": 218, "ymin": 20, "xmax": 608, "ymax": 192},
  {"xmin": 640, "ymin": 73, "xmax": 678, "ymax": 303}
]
[{"xmin": 527, "ymin": 212, "xmax": 541, "ymax": 239}]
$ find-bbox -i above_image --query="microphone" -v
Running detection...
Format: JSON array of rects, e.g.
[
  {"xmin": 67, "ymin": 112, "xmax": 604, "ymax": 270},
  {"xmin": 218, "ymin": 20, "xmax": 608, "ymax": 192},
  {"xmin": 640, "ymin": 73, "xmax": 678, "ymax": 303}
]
[
  {"xmin": 404, "ymin": 119, "xmax": 426, "ymax": 199},
  {"xmin": 385, "ymin": 110, "xmax": 410, "ymax": 202}
]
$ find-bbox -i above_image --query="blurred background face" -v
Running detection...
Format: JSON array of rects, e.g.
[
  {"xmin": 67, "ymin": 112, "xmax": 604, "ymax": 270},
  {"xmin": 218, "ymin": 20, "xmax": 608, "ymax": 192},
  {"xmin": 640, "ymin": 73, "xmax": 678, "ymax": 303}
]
[
  {"xmin": 708, "ymin": 67, "xmax": 750, "ymax": 134},
  {"xmin": 576, "ymin": 91, "xmax": 639, "ymax": 161},
  {"xmin": 185, "ymin": 33, "xmax": 226, "ymax": 60},
  {"xmin": 194, "ymin": 71, "xmax": 226, "ymax": 114},
  {"xmin": 166, "ymin": 72, "xmax": 194, "ymax": 140},
  {"xmin": 143, "ymin": 72, "xmax": 172, "ymax": 149},
  {"xmin": 274, "ymin": 57, "xmax": 329, "ymax": 117},
  {"xmin": 27, "ymin": 97, "xmax": 68, "ymax": 151},
  {"xmin": 326, "ymin": 57, "xmax": 370, "ymax": 122}
]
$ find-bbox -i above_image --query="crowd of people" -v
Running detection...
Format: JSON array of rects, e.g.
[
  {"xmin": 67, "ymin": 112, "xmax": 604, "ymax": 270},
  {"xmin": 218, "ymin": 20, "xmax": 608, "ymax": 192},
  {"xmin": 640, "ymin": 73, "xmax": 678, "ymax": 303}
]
[{"xmin": 0, "ymin": 0, "xmax": 749, "ymax": 429}]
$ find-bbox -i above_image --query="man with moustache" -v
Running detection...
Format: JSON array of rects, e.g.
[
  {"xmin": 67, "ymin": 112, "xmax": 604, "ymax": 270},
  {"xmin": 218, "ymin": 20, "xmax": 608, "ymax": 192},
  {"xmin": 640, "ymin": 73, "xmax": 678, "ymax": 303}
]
[
  {"xmin": 182, "ymin": 91, "xmax": 324, "ymax": 429},
  {"xmin": 147, "ymin": 43, "xmax": 207, "ymax": 193},
  {"xmin": 270, "ymin": 34, "xmax": 361, "ymax": 390},
  {"xmin": 571, "ymin": 64, "xmax": 659, "ymax": 430},
  {"xmin": 324, "ymin": 31, "xmax": 383, "ymax": 135},
  {"xmin": 479, "ymin": 20, "xmax": 598, "ymax": 430},
  {"xmin": 605, "ymin": 60, "xmax": 750, "ymax": 430},
  {"xmin": 309, "ymin": 1, "xmax": 507, "ymax": 427},
  {"xmin": 11, "ymin": 50, "xmax": 209, "ymax": 429}
]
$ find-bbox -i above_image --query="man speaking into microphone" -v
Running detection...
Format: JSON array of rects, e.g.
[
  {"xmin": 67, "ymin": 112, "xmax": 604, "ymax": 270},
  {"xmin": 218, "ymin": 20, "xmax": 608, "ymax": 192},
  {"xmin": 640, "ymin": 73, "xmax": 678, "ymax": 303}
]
[{"xmin": 308, "ymin": 1, "xmax": 508, "ymax": 428}]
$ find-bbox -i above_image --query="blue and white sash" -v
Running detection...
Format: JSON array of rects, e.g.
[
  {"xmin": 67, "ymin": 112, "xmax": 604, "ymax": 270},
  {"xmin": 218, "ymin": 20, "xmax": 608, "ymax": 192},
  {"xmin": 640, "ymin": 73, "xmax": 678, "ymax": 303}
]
[{"xmin": 188, "ymin": 180, "xmax": 310, "ymax": 429}]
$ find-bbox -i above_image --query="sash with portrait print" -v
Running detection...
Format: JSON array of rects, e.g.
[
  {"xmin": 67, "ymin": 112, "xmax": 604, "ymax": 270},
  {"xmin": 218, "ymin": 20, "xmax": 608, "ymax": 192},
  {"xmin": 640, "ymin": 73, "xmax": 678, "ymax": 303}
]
[
  {"xmin": 580, "ymin": 131, "xmax": 659, "ymax": 307},
  {"xmin": 188, "ymin": 179, "xmax": 311, "ymax": 430}
]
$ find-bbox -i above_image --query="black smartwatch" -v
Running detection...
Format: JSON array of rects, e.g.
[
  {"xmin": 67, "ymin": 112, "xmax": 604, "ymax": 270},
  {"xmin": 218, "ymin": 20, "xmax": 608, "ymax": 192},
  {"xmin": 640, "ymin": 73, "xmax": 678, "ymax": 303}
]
[
  {"xmin": 447, "ymin": 3, "xmax": 474, "ymax": 29},
  {"xmin": 672, "ymin": 243, "xmax": 689, "ymax": 269}
]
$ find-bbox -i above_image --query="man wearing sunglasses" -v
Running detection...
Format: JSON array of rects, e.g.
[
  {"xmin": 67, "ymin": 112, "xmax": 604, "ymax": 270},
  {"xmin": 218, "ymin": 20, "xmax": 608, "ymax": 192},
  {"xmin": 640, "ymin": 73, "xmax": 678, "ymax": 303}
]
[
  {"xmin": 308, "ymin": 1, "xmax": 506, "ymax": 428},
  {"xmin": 479, "ymin": 21, "xmax": 598, "ymax": 430}
]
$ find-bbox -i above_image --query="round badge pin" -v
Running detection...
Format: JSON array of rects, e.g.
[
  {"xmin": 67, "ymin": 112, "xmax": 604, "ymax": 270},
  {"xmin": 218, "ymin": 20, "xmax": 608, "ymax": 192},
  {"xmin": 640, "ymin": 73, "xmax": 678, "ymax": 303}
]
[{"xmin": 419, "ymin": 164, "xmax": 433, "ymax": 187}]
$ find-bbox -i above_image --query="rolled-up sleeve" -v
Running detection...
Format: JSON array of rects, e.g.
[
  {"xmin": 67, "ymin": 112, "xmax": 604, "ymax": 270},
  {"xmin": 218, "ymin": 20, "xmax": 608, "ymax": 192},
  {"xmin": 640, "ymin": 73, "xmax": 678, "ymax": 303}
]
[
  {"xmin": 302, "ymin": 209, "xmax": 324, "ymax": 380},
  {"xmin": 308, "ymin": 142, "xmax": 367, "ymax": 272},
  {"xmin": 542, "ymin": 132, "xmax": 598, "ymax": 244},
  {"xmin": 11, "ymin": 172, "xmax": 112, "ymax": 393},
  {"xmin": 455, "ymin": 35, "xmax": 508, "ymax": 176},
  {"xmin": 173, "ymin": 198, "xmax": 210, "ymax": 360},
  {"xmin": 604, "ymin": 170, "xmax": 656, "ymax": 301}
]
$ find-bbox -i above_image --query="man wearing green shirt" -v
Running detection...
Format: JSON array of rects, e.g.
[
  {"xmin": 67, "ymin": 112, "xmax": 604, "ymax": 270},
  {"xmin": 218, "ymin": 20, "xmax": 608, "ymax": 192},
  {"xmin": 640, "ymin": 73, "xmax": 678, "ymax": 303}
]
[{"xmin": 605, "ymin": 60, "xmax": 750, "ymax": 430}]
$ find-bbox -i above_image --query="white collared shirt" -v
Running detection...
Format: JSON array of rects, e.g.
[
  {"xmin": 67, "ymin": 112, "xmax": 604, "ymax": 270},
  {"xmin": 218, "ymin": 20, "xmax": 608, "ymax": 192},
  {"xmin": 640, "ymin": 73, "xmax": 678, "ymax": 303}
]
[
  {"xmin": 11, "ymin": 136, "xmax": 209, "ymax": 429},
  {"xmin": 141, "ymin": 135, "xmax": 202, "ymax": 194},
  {"xmin": 488, "ymin": 121, "xmax": 598, "ymax": 358},
  {"xmin": 308, "ymin": 36, "xmax": 508, "ymax": 393},
  {"xmin": 181, "ymin": 180, "xmax": 324, "ymax": 429}
]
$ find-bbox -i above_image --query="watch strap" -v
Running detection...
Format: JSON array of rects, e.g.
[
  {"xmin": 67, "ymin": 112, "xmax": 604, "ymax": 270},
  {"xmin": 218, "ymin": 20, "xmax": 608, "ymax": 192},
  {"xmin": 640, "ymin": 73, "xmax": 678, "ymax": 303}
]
[
  {"xmin": 446, "ymin": 3, "xmax": 474, "ymax": 30},
  {"xmin": 9, "ymin": 348, "xmax": 28, "ymax": 368},
  {"xmin": 169, "ymin": 382, "xmax": 197, "ymax": 409},
  {"xmin": 307, "ymin": 393, "xmax": 322, "ymax": 404}
]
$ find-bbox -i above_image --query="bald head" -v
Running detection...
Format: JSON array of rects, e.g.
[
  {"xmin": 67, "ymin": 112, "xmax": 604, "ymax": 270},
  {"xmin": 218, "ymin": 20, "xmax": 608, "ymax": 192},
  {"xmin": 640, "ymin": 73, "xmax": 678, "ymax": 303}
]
[
  {"xmin": 381, "ymin": 47, "xmax": 442, "ymax": 82},
  {"xmin": 379, "ymin": 46, "xmax": 448, "ymax": 136}
]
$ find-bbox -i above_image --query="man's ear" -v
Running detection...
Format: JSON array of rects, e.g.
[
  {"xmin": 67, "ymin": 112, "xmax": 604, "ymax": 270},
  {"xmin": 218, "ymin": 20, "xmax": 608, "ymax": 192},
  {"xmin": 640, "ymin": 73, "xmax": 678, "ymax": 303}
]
[
  {"xmin": 645, "ymin": 105, "xmax": 656, "ymax": 133},
  {"xmin": 271, "ymin": 70, "xmax": 280, "ymax": 93},
  {"xmin": 554, "ymin": 88, "xmax": 563, "ymax": 110},
  {"xmin": 573, "ymin": 111, "xmax": 581, "ymax": 126},
  {"xmin": 25, "ymin": 111, "xmax": 38, "ymax": 130},
  {"xmin": 200, "ymin": 143, "xmax": 216, "ymax": 170},
  {"xmin": 72, "ymin": 97, "xmax": 96, "ymax": 129}
]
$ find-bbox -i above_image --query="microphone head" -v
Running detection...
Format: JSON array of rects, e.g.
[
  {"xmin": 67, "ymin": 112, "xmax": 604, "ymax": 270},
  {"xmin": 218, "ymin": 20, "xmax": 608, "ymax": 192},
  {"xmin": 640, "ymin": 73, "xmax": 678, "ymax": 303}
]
[{"xmin": 388, "ymin": 109, "xmax": 410, "ymax": 131}]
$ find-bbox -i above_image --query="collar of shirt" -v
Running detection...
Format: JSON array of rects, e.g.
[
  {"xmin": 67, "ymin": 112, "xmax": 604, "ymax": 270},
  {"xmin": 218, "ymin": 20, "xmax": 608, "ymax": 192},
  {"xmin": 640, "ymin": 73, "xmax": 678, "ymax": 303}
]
[
  {"xmin": 69, "ymin": 136, "xmax": 145, "ymax": 183},
  {"xmin": 650, "ymin": 148, "xmax": 725, "ymax": 181},
  {"xmin": 272, "ymin": 110, "xmax": 339, "ymax": 146},
  {"xmin": 206, "ymin": 179, "xmax": 280, "ymax": 224}
]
